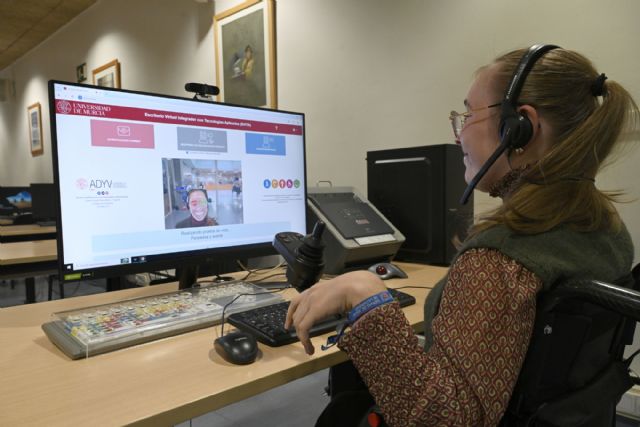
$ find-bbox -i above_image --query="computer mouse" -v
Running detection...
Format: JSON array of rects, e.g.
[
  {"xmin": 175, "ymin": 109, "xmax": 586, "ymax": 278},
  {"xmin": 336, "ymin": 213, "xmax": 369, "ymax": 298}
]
[
  {"xmin": 214, "ymin": 330, "xmax": 259, "ymax": 365},
  {"xmin": 368, "ymin": 262, "xmax": 408, "ymax": 280}
]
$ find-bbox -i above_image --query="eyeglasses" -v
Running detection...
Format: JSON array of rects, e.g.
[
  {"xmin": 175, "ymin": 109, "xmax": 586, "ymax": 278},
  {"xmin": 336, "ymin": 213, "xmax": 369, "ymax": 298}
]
[{"xmin": 449, "ymin": 103, "xmax": 501, "ymax": 139}]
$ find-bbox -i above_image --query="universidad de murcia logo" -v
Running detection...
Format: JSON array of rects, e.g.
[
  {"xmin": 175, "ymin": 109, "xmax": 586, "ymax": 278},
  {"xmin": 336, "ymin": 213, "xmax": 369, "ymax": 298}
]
[{"xmin": 56, "ymin": 100, "xmax": 72, "ymax": 114}]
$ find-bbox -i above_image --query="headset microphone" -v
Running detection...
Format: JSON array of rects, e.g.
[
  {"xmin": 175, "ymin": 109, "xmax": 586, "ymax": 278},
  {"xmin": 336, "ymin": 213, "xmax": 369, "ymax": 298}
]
[
  {"xmin": 459, "ymin": 44, "xmax": 560, "ymax": 205},
  {"xmin": 460, "ymin": 139, "xmax": 509, "ymax": 205}
]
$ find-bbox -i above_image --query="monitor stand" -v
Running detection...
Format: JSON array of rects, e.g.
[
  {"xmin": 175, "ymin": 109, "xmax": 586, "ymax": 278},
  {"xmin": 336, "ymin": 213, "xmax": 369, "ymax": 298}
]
[
  {"xmin": 106, "ymin": 276, "xmax": 123, "ymax": 292},
  {"xmin": 176, "ymin": 260, "xmax": 243, "ymax": 289},
  {"xmin": 177, "ymin": 265, "xmax": 199, "ymax": 290}
]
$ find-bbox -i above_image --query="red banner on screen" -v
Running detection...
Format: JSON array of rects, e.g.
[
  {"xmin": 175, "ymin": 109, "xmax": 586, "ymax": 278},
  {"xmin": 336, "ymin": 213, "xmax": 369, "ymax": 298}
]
[{"xmin": 54, "ymin": 99, "xmax": 302, "ymax": 135}]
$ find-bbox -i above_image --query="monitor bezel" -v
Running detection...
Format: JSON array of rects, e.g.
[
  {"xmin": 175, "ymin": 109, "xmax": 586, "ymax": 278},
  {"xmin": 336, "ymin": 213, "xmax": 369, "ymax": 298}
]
[{"xmin": 48, "ymin": 80, "xmax": 307, "ymax": 283}]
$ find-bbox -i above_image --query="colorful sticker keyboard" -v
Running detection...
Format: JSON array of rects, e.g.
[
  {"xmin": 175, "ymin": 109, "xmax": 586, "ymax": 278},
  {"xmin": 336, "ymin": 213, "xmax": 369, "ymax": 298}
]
[{"xmin": 42, "ymin": 281, "xmax": 284, "ymax": 359}]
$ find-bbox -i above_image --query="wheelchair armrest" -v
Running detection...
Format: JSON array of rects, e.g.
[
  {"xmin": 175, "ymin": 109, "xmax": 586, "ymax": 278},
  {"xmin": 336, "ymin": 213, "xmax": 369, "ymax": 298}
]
[{"xmin": 542, "ymin": 280, "xmax": 640, "ymax": 323}]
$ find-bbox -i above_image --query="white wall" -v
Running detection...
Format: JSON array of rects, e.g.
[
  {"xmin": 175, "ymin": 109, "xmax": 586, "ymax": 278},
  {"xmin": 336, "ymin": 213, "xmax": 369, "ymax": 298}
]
[{"xmin": 0, "ymin": 0, "xmax": 216, "ymax": 185}]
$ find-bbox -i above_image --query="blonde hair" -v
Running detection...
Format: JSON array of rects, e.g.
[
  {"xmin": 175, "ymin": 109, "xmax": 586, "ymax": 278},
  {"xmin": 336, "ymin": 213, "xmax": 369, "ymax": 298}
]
[{"xmin": 471, "ymin": 47, "xmax": 639, "ymax": 236}]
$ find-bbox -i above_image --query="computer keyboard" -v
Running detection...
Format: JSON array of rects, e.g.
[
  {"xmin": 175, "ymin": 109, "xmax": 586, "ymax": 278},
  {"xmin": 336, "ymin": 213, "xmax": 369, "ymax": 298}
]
[
  {"xmin": 227, "ymin": 288, "xmax": 416, "ymax": 347},
  {"xmin": 42, "ymin": 280, "xmax": 284, "ymax": 359}
]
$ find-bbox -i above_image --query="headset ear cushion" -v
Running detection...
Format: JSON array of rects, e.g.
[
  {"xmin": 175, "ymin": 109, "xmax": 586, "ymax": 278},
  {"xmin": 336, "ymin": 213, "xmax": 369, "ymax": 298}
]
[
  {"xmin": 511, "ymin": 114, "xmax": 533, "ymax": 149},
  {"xmin": 500, "ymin": 114, "xmax": 533, "ymax": 149},
  {"xmin": 499, "ymin": 115, "xmax": 518, "ymax": 144}
]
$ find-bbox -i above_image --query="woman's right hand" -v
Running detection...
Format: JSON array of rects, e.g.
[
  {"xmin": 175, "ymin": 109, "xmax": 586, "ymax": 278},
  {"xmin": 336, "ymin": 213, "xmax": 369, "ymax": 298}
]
[{"xmin": 284, "ymin": 270, "xmax": 387, "ymax": 355}]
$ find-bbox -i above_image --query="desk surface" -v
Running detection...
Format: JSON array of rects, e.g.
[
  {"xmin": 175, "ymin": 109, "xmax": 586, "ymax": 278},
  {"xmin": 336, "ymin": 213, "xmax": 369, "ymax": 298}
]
[
  {"xmin": 0, "ymin": 239, "xmax": 57, "ymax": 265},
  {"xmin": 0, "ymin": 224, "xmax": 56, "ymax": 236},
  {"xmin": 0, "ymin": 263, "xmax": 447, "ymax": 426},
  {"xmin": 0, "ymin": 224, "xmax": 56, "ymax": 243}
]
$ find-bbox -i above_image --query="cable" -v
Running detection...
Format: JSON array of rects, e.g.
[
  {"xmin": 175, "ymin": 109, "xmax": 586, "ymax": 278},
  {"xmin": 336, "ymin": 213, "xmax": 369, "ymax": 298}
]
[
  {"xmin": 194, "ymin": 259, "xmax": 287, "ymax": 286},
  {"xmin": 195, "ymin": 273, "xmax": 285, "ymax": 286},
  {"xmin": 250, "ymin": 272, "xmax": 287, "ymax": 283},
  {"xmin": 236, "ymin": 259, "xmax": 286, "ymax": 282}
]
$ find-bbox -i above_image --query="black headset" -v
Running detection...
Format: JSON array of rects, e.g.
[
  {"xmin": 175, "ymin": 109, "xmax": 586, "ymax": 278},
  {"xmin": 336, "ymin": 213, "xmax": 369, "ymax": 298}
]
[
  {"xmin": 499, "ymin": 44, "xmax": 559, "ymax": 149},
  {"xmin": 460, "ymin": 44, "xmax": 560, "ymax": 205}
]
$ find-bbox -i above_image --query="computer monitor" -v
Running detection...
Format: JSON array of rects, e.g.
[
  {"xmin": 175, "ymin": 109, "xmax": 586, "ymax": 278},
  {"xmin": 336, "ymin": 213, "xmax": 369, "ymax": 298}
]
[
  {"xmin": 0, "ymin": 186, "xmax": 31, "ymax": 214},
  {"xmin": 49, "ymin": 81, "xmax": 307, "ymax": 287},
  {"xmin": 30, "ymin": 183, "xmax": 58, "ymax": 224}
]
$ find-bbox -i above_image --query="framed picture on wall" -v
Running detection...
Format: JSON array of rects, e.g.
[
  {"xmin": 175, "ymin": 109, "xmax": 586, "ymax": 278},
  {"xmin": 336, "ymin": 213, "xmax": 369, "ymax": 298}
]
[
  {"xmin": 77, "ymin": 62, "xmax": 87, "ymax": 83},
  {"xmin": 27, "ymin": 102, "xmax": 44, "ymax": 156},
  {"xmin": 92, "ymin": 59, "xmax": 121, "ymax": 88},
  {"xmin": 214, "ymin": 0, "xmax": 276, "ymax": 108}
]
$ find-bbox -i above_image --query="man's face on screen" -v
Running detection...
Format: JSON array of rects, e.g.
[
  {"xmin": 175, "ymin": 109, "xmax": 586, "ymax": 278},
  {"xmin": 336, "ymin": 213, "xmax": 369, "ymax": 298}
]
[{"xmin": 188, "ymin": 191, "xmax": 208, "ymax": 221}]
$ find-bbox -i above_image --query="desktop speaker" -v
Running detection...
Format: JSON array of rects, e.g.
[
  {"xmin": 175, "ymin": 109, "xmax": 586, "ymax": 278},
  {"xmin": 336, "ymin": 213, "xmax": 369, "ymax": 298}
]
[{"xmin": 366, "ymin": 144, "xmax": 473, "ymax": 266}]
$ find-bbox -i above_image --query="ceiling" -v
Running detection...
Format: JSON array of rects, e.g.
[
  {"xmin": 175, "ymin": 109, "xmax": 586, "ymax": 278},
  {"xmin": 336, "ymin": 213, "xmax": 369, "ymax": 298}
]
[{"xmin": 0, "ymin": 0, "xmax": 97, "ymax": 72}]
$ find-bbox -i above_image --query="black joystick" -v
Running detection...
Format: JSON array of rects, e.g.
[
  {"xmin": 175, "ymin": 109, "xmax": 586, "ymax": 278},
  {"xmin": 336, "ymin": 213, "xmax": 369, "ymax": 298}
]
[{"xmin": 273, "ymin": 221, "xmax": 326, "ymax": 292}]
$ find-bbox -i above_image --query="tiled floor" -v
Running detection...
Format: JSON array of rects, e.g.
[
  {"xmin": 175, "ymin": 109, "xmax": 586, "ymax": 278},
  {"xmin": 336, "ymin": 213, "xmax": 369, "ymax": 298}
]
[{"xmin": 0, "ymin": 277, "xmax": 330, "ymax": 426}]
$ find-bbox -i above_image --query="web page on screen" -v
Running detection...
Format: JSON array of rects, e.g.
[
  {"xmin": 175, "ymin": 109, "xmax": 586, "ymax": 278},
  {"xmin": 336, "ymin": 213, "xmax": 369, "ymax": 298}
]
[{"xmin": 52, "ymin": 83, "xmax": 306, "ymax": 272}]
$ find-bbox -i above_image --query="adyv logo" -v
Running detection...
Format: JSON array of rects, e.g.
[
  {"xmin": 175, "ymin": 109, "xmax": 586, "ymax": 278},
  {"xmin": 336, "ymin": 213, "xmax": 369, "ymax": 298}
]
[
  {"xmin": 75, "ymin": 178, "xmax": 127, "ymax": 191},
  {"xmin": 262, "ymin": 178, "xmax": 301, "ymax": 189}
]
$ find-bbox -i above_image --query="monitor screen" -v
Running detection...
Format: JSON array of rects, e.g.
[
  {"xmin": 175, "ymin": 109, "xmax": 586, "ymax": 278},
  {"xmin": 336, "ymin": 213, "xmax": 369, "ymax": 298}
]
[
  {"xmin": 30, "ymin": 183, "xmax": 57, "ymax": 223},
  {"xmin": 49, "ymin": 81, "xmax": 307, "ymax": 283},
  {"xmin": 0, "ymin": 186, "xmax": 31, "ymax": 213}
]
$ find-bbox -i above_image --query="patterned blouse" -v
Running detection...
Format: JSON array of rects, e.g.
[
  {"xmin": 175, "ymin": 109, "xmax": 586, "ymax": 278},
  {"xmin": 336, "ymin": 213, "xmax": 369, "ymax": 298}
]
[{"xmin": 338, "ymin": 248, "xmax": 542, "ymax": 426}]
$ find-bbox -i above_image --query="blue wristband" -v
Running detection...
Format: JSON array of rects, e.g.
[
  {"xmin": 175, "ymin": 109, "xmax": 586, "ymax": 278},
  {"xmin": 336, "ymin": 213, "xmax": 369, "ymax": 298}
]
[
  {"xmin": 347, "ymin": 290, "xmax": 394, "ymax": 324},
  {"xmin": 321, "ymin": 290, "xmax": 394, "ymax": 351}
]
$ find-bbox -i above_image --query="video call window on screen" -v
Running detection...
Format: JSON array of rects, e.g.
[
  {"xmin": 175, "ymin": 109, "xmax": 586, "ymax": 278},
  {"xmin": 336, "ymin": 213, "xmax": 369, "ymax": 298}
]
[
  {"xmin": 49, "ymin": 81, "xmax": 307, "ymax": 281},
  {"xmin": 163, "ymin": 158, "xmax": 243, "ymax": 230}
]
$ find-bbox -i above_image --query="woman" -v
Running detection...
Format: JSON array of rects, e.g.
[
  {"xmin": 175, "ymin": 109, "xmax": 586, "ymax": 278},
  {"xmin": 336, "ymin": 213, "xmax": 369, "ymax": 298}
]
[
  {"xmin": 175, "ymin": 188, "xmax": 218, "ymax": 228},
  {"xmin": 285, "ymin": 46, "xmax": 638, "ymax": 426}
]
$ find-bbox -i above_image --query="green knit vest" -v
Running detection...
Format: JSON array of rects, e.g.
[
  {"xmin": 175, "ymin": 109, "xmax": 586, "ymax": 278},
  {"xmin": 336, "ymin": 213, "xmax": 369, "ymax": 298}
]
[{"xmin": 423, "ymin": 224, "xmax": 634, "ymax": 351}]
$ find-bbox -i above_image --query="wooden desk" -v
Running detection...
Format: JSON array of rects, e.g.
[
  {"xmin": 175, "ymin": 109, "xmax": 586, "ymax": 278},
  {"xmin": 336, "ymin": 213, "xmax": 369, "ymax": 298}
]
[
  {"xmin": 0, "ymin": 224, "xmax": 56, "ymax": 243},
  {"xmin": 0, "ymin": 239, "xmax": 57, "ymax": 266},
  {"xmin": 0, "ymin": 263, "xmax": 447, "ymax": 426},
  {"xmin": 0, "ymin": 239, "xmax": 58, "ymax": 303}
]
